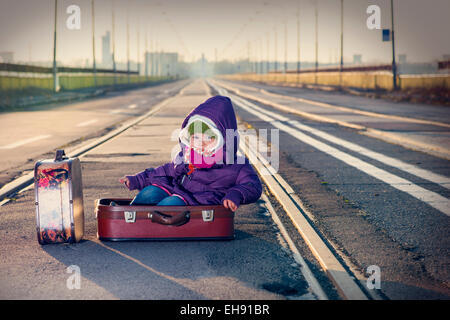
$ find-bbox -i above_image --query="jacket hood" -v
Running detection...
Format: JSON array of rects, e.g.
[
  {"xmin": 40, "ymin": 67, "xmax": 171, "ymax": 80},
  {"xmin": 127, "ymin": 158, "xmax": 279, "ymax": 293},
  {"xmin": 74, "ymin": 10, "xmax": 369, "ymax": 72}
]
[{"xmin": 178, "ymin": 95, "xmax": 239, "ymax": 165}]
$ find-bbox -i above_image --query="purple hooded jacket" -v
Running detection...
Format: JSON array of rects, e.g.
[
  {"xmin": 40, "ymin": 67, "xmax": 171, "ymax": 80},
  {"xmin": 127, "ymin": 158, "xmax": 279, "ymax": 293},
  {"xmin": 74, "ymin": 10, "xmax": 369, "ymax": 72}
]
[{"xmin": 126, "ymin": 95, "xmax": 262, "ymax": 207}]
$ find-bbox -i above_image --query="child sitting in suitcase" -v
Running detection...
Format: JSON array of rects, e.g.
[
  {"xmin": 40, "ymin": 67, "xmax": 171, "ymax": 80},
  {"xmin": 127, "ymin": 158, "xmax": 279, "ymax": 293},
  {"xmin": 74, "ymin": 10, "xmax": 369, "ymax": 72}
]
[{"xmin": 119, "ymin": 95, "xmax": 262, "ymax": 212}]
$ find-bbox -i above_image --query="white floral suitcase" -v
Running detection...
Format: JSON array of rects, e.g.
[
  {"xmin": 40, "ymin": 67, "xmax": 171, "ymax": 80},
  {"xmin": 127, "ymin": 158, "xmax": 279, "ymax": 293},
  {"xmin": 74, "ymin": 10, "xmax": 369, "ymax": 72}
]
[{"xmin": 34, "ymin": 150, "xmax": 84, "ymax": 244}]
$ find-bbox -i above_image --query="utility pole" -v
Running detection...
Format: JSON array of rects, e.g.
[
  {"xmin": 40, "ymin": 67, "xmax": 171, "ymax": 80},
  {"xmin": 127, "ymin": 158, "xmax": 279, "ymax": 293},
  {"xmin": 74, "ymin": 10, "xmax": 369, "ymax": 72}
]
[
  {"xmin": 52, "ymin": 0, "xmax": 58, "ymax": 93},
  {"xmin": 91, "ymin": 0, "xmax": 97, "ymax": 87},
  {"xmin": 150, "ymin": 27, "xmax": 154, "ymax": 76},
  {"xmin": 112, "ymin": 1, "xmax": 116, "ymax": 87},
  {"xmin": 137, "ymin": 19, "xmax": 140, "ymax": 77},
  {"xmin": 255, "ymin": 39, "xmax": 259, "ymax": 75},
  {"xmin": 297, "ymin": 2, "xmax": 301, "ymax": 73},
  {"xmin": 391, "ymin": 0, "xmax": 397, "ymax": 90},
  {"xmin": 274, "ymin": 26, "xmax": 278, "ymax": 72},
  {"xmin": 247, "ymin": 40, "xmax": 251, "ymax": 73},
  {"xmin": 314, "ymin": 0, "xmax": 319, "ymax": 85},
  {"xmin": 259, "ymin": 38, "xmax": 263, "ymax": 76},
  {"xmin": 266, "ymin": 31, "xmax": 270, "ymax": 74},
  {"xmin": 339, "ymin": 0, "xmax": 344, "ymax": 87},
  {"xmin": 314, "ymin": 0, "xmax": 318, "ymax": 72},
  {"xmin": 284, "ymin": 21, "xmax": 288, "ymax": 74},
  {"xmin": 145, "ymin": 25, "xmax": 148, "ymax": 81},
  {"xmin": 126, "ymin": 10, "xmax": 130, "ymax": 84},
  {"xmin": 340, "ymin": 0, "xmax": 344, "ymax": 71},
  {"xmin": 215, "ymin": 47, "xmax": 218, "ymax": 75}
]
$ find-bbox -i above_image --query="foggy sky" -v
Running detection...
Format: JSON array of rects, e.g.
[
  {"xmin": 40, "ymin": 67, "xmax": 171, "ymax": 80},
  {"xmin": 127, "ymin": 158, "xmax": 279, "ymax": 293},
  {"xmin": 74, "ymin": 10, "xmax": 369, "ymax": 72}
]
[{"xmin": 1, "ymin": 0, "xmax": 449, "ymax": 67}]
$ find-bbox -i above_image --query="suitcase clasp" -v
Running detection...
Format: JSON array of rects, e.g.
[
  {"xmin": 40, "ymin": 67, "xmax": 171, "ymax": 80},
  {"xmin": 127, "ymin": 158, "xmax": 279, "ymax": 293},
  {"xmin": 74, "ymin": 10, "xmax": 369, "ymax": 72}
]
[
  {"xmin": 124, "ymin": 211, "xmax": 136, "ymax": 223},
  {"xmin": 202, "ymin": 209, "xmax": 214, "ymax": 222}
]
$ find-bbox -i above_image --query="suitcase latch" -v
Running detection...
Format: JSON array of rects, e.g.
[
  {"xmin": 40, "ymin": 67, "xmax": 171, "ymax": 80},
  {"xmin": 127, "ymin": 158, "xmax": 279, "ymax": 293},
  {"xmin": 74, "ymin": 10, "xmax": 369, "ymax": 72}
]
[
  {"xmin": 124, "ymin": 211, "xmax": 136, "ymax": 223},
  {"xmin": 202, "ymin": 209, "xmax": 214, "ymax": 222}
]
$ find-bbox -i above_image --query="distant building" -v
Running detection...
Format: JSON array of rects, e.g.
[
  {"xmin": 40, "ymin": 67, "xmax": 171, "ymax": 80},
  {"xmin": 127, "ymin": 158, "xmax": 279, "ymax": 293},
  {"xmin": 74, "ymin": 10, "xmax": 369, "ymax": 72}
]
[
  {"xmin": 0, "ymin": 51, "xmax": 14, "ymax": 63},
  {"xmin": 353, "ymin": 54, "xmax": 362, "ymax": 64},
  {"xmin": 145, "ymin": 52, "xmax": 179, "ymax": 76},
  {"xmin": 101, "ymin": 31, "xmax": 112, "ymax": 68}
]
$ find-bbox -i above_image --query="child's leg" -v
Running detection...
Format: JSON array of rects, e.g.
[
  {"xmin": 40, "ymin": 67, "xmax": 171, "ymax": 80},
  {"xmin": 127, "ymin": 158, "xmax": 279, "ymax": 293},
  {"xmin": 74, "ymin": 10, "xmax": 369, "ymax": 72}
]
[
  {"xmin": 157, "ymin": 195, "xmax": 187, "ymax": 206},
  {"xmin": 130, "ymin": 185, "xmax": 169, "ymax": 205}
]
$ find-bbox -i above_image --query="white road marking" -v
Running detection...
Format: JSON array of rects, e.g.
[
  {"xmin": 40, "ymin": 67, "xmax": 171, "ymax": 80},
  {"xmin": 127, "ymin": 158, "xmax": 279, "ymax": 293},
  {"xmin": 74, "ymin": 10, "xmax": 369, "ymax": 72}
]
[
  {"xmin": 76, "ymin": 119, "xmax": 98, "ymax": 127},
  {"xmin": 110, "ymin": 109, "xmax": 125, "ymax": 114},
  {"xmin": 128, "ymin": 104, "xmax": 137, "ymax": 109},
  {"xmin": 0, "ymin": 135, "xmax": 52, "ymax": 150},
  {"xmin": 212, "ymin": 84, "xmax": 450, "ymax": 216}
]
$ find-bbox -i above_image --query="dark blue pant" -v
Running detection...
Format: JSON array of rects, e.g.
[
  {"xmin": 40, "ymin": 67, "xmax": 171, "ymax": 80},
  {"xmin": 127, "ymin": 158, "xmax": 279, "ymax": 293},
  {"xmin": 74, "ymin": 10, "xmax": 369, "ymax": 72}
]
[{"xmin": 130, "ymin": 185, "xmax": 186, "ymax": 206}]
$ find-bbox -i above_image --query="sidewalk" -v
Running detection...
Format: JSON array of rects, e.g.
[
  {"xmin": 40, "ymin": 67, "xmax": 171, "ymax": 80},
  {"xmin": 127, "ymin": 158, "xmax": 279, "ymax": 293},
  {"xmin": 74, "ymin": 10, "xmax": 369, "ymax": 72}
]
[{"xmin": 0, "ymin": 79, "xmax": 311, "ymax": 300}]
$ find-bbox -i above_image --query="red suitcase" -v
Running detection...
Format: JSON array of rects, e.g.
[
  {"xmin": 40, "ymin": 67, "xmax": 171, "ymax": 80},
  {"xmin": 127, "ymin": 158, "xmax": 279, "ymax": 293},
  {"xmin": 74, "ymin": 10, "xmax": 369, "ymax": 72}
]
[{"xmin": 95, "ymin": 198, "xmax": 235, "ymax": 241}]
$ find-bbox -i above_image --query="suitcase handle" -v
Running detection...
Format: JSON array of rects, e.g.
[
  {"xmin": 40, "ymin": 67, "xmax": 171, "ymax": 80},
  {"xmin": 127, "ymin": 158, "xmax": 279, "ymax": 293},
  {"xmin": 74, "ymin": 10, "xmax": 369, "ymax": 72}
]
[
  {"xmin": 148, "ymin": 210, "xmax": 190, "ymax": 226},
  {"xmin": 55, "ymin": 149, "xmax": 68, "ymax": 162}
]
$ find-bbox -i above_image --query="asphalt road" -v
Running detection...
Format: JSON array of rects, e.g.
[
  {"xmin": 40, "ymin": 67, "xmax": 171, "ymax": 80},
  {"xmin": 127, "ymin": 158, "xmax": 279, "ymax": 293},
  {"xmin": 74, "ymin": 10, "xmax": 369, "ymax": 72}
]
[
  {"xmin": 227, "ymin": 79, "xmax": 450, "ymax": 125},
  {"xmin": 0, "ymin": 77, "xmax": 448, "ymax": 300},
  {"xmin": 211, "ymin": 79, "xmax": 450, "ymax": 299},
  {"xmin": 0, "ymin": 80, "xmax": 318, "ymax": 300}
]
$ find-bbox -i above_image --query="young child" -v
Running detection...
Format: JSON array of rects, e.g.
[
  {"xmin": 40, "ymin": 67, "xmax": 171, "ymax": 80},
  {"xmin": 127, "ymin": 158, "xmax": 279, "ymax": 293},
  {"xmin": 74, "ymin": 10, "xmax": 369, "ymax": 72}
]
[{"xmin": 119, "ymin": 95, "xmax": 262, "ymax": 212}]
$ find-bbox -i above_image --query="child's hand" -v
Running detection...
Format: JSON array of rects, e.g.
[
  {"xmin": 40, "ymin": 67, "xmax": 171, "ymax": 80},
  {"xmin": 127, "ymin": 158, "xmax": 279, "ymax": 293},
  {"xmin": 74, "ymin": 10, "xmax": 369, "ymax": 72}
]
[
  {"xmin": 119, "ymin": 177, "xmax": 130, "ymax": 188},
  {"xmin": 223, "ymin": 199, "xmax": 238, "ymax": 212}
]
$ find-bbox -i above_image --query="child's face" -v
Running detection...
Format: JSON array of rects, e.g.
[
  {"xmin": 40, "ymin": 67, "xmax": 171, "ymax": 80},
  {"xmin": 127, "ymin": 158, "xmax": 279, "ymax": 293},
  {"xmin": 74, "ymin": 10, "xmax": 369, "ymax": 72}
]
[{"xmin": 190, "ymin": 133, "xmax": 216, "ymax": 151}]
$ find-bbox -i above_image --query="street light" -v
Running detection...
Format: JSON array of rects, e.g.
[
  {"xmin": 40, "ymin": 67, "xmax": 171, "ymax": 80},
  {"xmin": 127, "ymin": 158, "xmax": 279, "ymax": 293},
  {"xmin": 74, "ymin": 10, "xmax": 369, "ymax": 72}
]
[
  {"xmin": 274, "ymin": 26, "xmax": 278, "ymax": 72},
  {"xmin": 91, "ymin": 0, "xmax": 97, "ymax": 88},
  {"xmin": 126, "ymin": 9, "xmax": 130, "ymax": 84},
  {"xmin": 112, "ymin": 1, "xmax": 116, "ymax": 87},
  {"xmin": 340, "ymin": 0, "xmax": 344, "ymax": 71},
  {"xmin": 297, "ymin": 1, "xmax": 301, "ymax": 76},
  {"xmin": 391, "ymin": 0, "xmax": 397, "ymax": 90},
  {"xmin": 314, "ymin": 0, "xmax": 319, "ymax": 85},
  {"xmin": 314, "ymin": 0, "xmax": 318, "ymax": 73},
  {"xmin": 266, "ymin": 31, "xmax": 270, "ymax": 74},
  {"xmin": 52, "ymin": 0, "xmax": 58, "ymax": 93}
]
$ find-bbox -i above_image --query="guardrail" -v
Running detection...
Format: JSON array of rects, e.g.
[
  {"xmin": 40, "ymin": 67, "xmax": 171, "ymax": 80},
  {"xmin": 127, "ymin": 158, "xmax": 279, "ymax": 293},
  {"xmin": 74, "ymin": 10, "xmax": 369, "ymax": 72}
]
[
  {"xmin": 0, "ymin": 62, "xmax": 137, "ymax": 75},
  {"xmin": 0, "ymin": 63, "xmax": 178, "ymax": 109},
  {"xmin": 221, "ymin": 72, "xmax": 450, "ymax": 91}
]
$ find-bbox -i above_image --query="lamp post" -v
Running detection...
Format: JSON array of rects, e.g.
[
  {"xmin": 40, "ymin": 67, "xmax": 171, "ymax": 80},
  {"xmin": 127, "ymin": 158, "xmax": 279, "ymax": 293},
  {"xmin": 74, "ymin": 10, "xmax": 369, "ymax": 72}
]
[
  {"xmin": 274, "ymin": 26, "xmax": 278, "ymax": 72},
  {"xmin": 126, "ymin": 10, "xmax": 130, "ymax": 84},
  {"xmin": 339, "ymin": 0, "xmax": 344, "ymax": 87},
  {"xmin": 284, "ymin": 21, "xmax": 288, "ymax": 74},
  {"xmin": 391, "ymin": 0, "xmax": 397, "ymax": 90},
  {"xmin": 297, "ymin": 1, "xmax": 301, "ymax": 73},
  {"xmin": 112, "ymin": 1, "xmax": 116, "ymax": 87},
  {"xmin": 145, "ymin": 25, "xmax": 148, "ymax": 81},
  {"xmin": 314, "ymin": 0, "xmax": 319, "ymax": 85},
  {"xmin": 314, "ymin": 0, "xmax": 318, "ymax": 72},
  {"xmin": 52, "ymin": 0, "xmax": 58, "ymax": 93},
  {"xmin": 91, "ymin": 0, "xmax": 97, "ymax": 88},
  {"xmin": 340, "ymin": 0, "xmax": 344, "ymax": 71},
  {"xmin": 266, "ymin": 31, "xmax": 270, "ymax": 74}
]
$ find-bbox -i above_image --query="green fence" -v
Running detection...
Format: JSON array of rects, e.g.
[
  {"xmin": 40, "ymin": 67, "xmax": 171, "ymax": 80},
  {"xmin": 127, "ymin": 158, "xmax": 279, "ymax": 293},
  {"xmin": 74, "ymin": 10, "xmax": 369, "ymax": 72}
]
[{"xmin": 0, "ymin": 73, "xmax": 177, "ymax": 109}]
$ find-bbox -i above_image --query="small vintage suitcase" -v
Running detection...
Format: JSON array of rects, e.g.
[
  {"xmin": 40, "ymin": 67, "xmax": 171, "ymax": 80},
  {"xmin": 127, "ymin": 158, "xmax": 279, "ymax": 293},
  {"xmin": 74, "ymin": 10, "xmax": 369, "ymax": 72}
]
[
  {"xmin": 34, "ymin": 150, "xmax": 84, "ymax": 244},
  {"xmin": 96, "ymin": 198, "xmax": 235, "ymax": 241}
]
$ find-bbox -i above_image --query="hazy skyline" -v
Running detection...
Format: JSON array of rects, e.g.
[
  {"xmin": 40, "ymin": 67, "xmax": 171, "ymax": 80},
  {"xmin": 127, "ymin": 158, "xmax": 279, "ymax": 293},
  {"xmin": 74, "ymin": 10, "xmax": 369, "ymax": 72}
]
[{"xmin": 1, "ymin": 0, "xmax": 449, "ymax": 68}]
